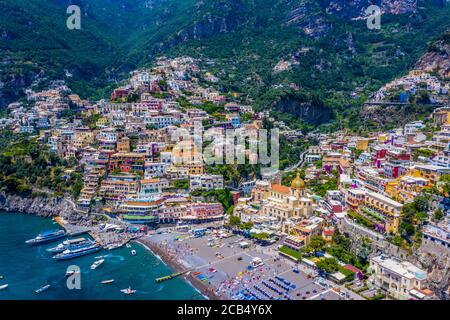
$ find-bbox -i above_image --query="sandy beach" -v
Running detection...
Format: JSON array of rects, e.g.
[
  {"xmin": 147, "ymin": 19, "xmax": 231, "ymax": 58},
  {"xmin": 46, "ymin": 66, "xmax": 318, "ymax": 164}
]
[
  {"xmin": 135, "ymin": 230, "xmax": 365, "ymax": 301},
  {"xmin": 135, "ymin": 237, "xmax": 220, "ymax": 300}
]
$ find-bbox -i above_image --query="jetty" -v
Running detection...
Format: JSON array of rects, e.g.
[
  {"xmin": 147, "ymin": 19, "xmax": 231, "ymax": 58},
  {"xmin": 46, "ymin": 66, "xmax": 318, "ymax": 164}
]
[
  {"xmin": 155, "ymin": 270, "xmax": 189, "ymax": 283},
  {"xmin": 54, "ymin": 217, "xmax": 90, "ymax": 236}
]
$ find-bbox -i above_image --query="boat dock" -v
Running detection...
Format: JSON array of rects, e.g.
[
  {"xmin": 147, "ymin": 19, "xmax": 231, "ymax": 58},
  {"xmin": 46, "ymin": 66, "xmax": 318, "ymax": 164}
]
[
  {"xmin": 54, "ymin": 217, "xmax": 90, "ymax": 236},
  {"xmin": 54, "ymin": 216, "xmax": 141, "ymax": 249},
  {"xmin": 155, "ymin": 270, "xmax": 189, "ymax": 283}
]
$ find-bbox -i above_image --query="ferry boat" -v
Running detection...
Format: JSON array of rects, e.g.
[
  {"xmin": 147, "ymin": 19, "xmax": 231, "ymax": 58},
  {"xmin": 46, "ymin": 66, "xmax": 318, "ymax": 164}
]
[
  {"xmin": 25, "ymin": 230, "xmax": 66, "ymax": 245},
  {"xmin": 47, "ymin": 238, "xmax": 90, "ymax": 253},
  {"xmin": 90, "ymin": 259, "xmax": 105, "ymax": 270},
  {"xmin": 35, "ymin": 284, "xmax": 51, "ymax": 294},
  {"xmin": 53, "ymin": 243, "xmax": 101, "ymax": 260}
]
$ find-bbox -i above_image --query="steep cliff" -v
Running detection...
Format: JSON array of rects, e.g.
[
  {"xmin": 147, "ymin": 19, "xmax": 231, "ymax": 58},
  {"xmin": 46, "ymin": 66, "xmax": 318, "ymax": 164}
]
[
  {"xmin": 0, "ymin": 192, "xmax": 74, "ymax": 218},
  {"xmin": 271, "ymin": 92, "xmax": 333, "ymax": 125},
  {"xmin": 415, "ymin": 31, "xmax": 450, "ymax": 79}
]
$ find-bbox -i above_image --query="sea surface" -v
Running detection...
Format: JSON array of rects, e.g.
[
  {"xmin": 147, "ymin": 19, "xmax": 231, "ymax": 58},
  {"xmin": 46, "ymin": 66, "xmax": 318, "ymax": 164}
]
[{"xmin": 0, "ymin": 212, "xmax": 204, "ymax": 300}]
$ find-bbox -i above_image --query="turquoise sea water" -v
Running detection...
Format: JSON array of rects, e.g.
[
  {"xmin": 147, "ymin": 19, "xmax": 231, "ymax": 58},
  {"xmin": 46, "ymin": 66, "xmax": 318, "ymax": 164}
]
[{"xmin": 0, "ymin": 212, "xmax": 203, "ymax": 300}]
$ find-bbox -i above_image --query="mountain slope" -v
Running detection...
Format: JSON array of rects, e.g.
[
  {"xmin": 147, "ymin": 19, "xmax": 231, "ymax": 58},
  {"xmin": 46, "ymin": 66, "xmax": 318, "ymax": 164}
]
[
  {"xmin": 415, "ymin": 31, "xmax": 450, "ymax": 78},
  {"xmin": 1, "ymin": 0, "xmax": 449, "ymax": 127}
]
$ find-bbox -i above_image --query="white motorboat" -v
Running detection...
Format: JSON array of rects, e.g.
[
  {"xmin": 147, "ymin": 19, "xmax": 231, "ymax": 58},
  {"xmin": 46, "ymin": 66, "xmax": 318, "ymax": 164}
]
[
  {"xmin": 90, "ymin": 259, "xmax": 105, "ymax": 270},
  {"xmin": 131, "ymin": 250, "xmax": 137, "ymax": 256},
  {"xmin": 35, "ymin": 284, "xmax": 51, "ymax": 294},
  {"xmin": 0, "ymin": 284, "xmax": 8, "ymax": 290},
  {"xmin": 65, "ymin": 270, "xmax": 80, "ymax": 277},
  {"xmin": 101, "ymin": 279, "xmax": 115, "ymax": 284},
  {"xmin": 120, "ymin": 287, "xmax": 136, "ymax": 295}
]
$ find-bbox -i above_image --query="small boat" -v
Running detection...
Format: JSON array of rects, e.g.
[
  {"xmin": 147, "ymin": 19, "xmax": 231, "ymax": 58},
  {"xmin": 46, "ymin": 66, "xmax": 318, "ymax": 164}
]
[
  {"xmin": 101, "ymin": 279, "xmax": 115, "ymax": 284},
  {"xmin": 0, "ymin": 275, "xmax": 3, "ymax": 279},
  {"xmin": 107, "ymin": 244, "xmax": 123, "ymax": 250},
  {"xmin": 126, "ymin": 243, "xmax": 131, "ymax": 248},
  {"xmin": 120, "ymin": 287, "xmax": 136, "ymax": 295},
  {"xmin": 131, "ymin": 250, "xmax": 137, "ymax": 256},
  {"xmin": 35, "ymin": 284, "xmax": 51, "ymax": 294},
  {"xmin": 0, "ymin": 284, "xmax": 8, "ymax": 290},
  {"xmin": 90, "ymin": 259, "xmax": 105, "ymax": 270},
  {"xmin": 65, "ymin": 270, "xmax": 80, "ymax": 277},
  {"xmin": 95, "ymin": 255, "xmax": 105, "ymax": 259}
]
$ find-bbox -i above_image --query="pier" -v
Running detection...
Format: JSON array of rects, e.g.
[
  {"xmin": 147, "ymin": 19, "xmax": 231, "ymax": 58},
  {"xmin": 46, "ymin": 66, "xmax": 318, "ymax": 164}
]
[
  {"xmin": 155, "ymin": 270, "xmax": 189, "ymax": 283},
  {"xmin": 54, "ymin": 217, "xmax": 90, "ymax": 236},
  {"xmin": 53, "ymin": 216, "xmax": 139, "ymax": 249}
]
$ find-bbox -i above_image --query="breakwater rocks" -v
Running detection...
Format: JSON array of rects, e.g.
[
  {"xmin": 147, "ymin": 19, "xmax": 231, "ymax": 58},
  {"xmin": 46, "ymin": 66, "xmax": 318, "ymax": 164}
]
[{"xmin": 0, "ymin": 192, "xmax": 74, "ymax": 217}]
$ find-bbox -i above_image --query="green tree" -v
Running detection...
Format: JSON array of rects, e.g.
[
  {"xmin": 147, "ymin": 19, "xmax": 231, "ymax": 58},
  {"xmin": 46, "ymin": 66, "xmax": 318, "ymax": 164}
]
[{"xmin": 316, "ymin": 258, "xmax": 340, "ymax": 273}]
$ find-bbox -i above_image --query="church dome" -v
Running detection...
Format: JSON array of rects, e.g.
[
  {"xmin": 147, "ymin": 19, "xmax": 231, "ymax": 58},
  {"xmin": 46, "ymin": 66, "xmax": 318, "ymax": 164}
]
[{"xmin": 291, "ymin": 173, "xmax": 305, "ymax": 189}]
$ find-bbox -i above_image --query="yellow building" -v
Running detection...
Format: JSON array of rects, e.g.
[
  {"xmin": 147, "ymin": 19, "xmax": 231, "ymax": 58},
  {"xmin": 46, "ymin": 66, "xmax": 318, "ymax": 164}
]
[
  {"xmin": 432, "ymin": 107, "xmax": 450, "ymax": 126},
  {"xmin": 96, "ymin": 117, "xmax": 110, "ymax": 127},
  {"xmin": 251, "ymin": 180, "xmax": 270, "ymax": 202},
  {"xmin": 412, "ymin": 165, "xmax": 450, "ymax": 186},
  {"xmin": 117, "ymin": 137, "xmax": 131, "ymax": 153},
  {"xmin": 74, "ymin": 129, "xmax": 95, "ymax": 149},
  {"xmin": 364, "ymin": 191, "xmax": 402, "ymax": 234},
  {"xmin": 385, "ymin": 176, "xmax": 430, "ymax": 203},
  {"xmin": 356, "ymin": 138, "xmax": 369, "ymax": 151},
  {"xmin": 261, "ymin": 174, "xmax": 313, "ymax": 220}
]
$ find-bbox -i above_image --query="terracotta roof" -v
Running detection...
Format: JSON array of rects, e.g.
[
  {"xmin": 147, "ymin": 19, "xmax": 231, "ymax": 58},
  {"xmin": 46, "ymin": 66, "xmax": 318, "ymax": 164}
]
[
  {"xmin": 271, "ymin": 184, "xmax": 290, "ymax": 194},
  {"xmin": 140, "ymin": 179, "xmax": 161, "ymax": 183},
  {"xmin": 343, "ymin": 265, "xmax": 362, "ymax": 274}
]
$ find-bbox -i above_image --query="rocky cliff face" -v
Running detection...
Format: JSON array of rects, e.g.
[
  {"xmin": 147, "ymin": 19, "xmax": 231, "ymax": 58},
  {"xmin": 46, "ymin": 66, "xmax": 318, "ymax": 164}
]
[
  {"xmin": 359, "ymin": 103, "xmax": 436, "ymax": 129},
  {"xmin": 0, "ymin": 192, "xmax": 74, "ymax": 218},
  {"xmin": 415, "ymin": 32, "xmax": 450, "ymax": 79},
  {"xmin": 0, "ymin": 62, "xmax": 42, "ymax": 108},
  {"xmin": 157, "ymin": 0, "xmax": 248, "ymax": 52},
  {"xmin": 272, "ymin": 93, "xmax": 333, "ymax": 125},
  {"xmin": 415, "ymin": 243, "xmax": 450, "ymax": 300},
  {"xmin": 319, "ymin": 0, "xmax": 418, "ymax": 18}
]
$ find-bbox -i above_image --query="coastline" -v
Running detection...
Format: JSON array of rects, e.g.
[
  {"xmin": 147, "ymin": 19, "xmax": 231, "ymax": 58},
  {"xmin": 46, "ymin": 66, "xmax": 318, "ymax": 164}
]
[
  {"xmin": 0, "ymin": 192, "xmax": 74, "ymax": 218},
  {"xmin": 135, "ymin": 237, "xmax": 221, "ymax": 301}
]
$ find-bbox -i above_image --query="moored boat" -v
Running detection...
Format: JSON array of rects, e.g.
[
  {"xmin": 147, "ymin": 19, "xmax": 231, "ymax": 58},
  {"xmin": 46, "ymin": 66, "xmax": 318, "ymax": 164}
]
[
  {"xmin": 107, "ymin": 243, "xmax": 123, "ymax": 250},
  {"xmin": 47, "ymin": 238, "xmax": 90, "ymax": 253},
  {"xmin": 53, "ymin": 243, "xmax": 101, "ymax": 260},
  {"xmin": 26, "ymin": 230, "xmax": 66, "ymax": 245}
]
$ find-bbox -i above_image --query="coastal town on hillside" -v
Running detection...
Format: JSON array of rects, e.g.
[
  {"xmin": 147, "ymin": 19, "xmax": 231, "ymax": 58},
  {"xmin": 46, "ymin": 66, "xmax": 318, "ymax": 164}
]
[{"xmin": 0, "ymin": 56, "xmax": 449, "ymax": 300}]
